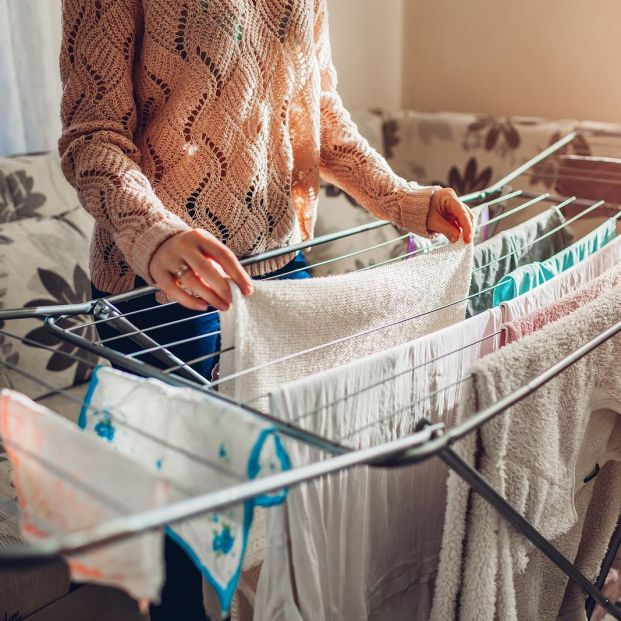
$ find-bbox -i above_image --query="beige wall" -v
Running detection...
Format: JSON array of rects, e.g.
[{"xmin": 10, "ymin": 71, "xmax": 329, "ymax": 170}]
[
  {"xmin": 328, "ymin": 0, "xmax": 404, "ymax": 110},
  {"xmin": 402, "ymin": 0, "xmax": 621, "ymax": 123}
]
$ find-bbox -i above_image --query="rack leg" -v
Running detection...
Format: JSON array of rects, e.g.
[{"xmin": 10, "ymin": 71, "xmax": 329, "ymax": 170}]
[
  {"xmin": 586, "ymin": 516, "xmax": 621, "ymax": 619},
  {"xmin": 439, "ymin": 446, "xmax": 621, "ymax": 620}
]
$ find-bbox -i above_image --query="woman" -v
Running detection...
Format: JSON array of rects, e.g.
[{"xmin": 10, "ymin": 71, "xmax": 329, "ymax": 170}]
[{"xmin": 59, "ymin": 0, "xmax": 474, "ymax": 617}]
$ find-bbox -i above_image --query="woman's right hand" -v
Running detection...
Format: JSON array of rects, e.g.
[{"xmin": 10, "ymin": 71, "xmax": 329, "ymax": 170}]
[{"xmin": 149, "ymin": 229, "xmax": 254, "ymax": 311}]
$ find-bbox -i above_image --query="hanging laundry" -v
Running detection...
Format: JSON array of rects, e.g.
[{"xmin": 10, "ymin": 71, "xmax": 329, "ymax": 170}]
[
  {"xmin": 256, "ymin": 308, "xmax": 503, "ymax": 621},
  {"xmin": 492, "ymin": 217, "xmax": 617, "ymax": 305},
  {"xmin": 430, "ymin": 286, "xmax": 621, "ymax": 621},
  {"xmin": 504, "ymin": 263, "xmax": 621, "ymax": 343},
  {"xmin": 500, "ymin": 236, "xmax": 621, "ymax": 322},
  {"xmin": 0, "ymin": 389, "xmax": 167, "ymax": 608},
  {"xmin": 468, "ymin": 206, "xmax": 573, "ymax": 317},
  {"xmin": 79, "ymin": 366, "xmax": 291, "ymax": 616},
  {"xmin": 219, "ymin": 241, "xmax": 473, "ymax": 408}
]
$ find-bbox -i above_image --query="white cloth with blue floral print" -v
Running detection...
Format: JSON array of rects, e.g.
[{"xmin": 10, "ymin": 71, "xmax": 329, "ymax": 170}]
[{"xmin": 79, "ymin": 367, "xmax": 291, "ymax": 616}]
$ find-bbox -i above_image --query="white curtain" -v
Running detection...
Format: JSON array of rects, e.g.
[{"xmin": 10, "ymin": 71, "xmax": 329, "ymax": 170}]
[{"xmin": 0, "ymin": 0, "xmax": 63, "ymax": 156}]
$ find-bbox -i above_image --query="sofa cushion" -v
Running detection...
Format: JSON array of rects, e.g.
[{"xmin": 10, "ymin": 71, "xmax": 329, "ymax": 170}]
[
  {"xmin": 0, "ymin": 152, "xmax": 79, "ymax": 223},
  {"xmin": 369, "ymin": 110, "xmax": 591, "ymax": 195},
  {"xmin": 0, "ymin": 208, "xmax": 98, "ymax": 400}
]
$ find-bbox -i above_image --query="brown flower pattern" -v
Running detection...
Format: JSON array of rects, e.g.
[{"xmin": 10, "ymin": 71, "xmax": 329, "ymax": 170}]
[{"xmin": 23, "ymin": 265, "xmax": 98, "ymax": 385}]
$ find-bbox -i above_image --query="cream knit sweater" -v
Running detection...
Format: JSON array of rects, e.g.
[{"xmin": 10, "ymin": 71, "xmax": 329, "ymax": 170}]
[{"xmin": 59, "ymin": 0, "xmax": 437, "ymax": 294}]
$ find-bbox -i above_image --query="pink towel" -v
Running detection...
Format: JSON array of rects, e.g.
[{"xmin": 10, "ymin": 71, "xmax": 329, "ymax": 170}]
[{"xmin": 504, "ymin": 263, "xmax": 621, "ymax": 344}]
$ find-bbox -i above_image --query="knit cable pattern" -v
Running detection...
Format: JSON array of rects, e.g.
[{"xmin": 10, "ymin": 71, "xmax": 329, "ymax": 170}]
[{"xmin": 59, "ymin": 0, "xmax": 437, "ymax": 294}]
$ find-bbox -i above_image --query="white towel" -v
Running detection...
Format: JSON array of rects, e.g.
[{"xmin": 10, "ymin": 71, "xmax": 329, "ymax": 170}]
[
  {"xmin": 501, "ymin": 236, "xmax": 621, "ymax": 322},
  {"xmin": 256, "ymin": 307, "xmax": 503, "ymax": 621},
  {"xmin": 79, "ymin": 367, "xmax": 291, "ymax": 615},
  {"xmin": 430, "ymin": 285, "xmax": 621, "ymax": 621},
  {"xmin": 219, "ymin": 240, "xmax": 474, "ymax": 408},
  {"xmin": 0, "ymin": 389, "xmax": 167, "ymax": 608}
]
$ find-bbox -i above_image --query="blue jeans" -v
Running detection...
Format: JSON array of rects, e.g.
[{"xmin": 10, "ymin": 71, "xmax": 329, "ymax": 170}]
[
  {"xmin": 91, "ymin": 252, "xmax": 311, "ymax": 621},
  {"xmin": 91, "ymin": 252, "xmax": 311, "ymax": 382}
]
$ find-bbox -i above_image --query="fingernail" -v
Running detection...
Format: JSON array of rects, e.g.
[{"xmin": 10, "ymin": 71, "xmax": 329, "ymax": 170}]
[
  {"xmin": 244, "ymin": 285, "xmax": 254, "ymax": 296},
  {"xmin": 220, "ymin": 303, "xmax": 230, "ymax": 312}
]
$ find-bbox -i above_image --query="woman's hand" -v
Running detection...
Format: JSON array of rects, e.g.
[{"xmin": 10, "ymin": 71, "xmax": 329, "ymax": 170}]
[
  {"xmin": 427, "ymin": 187, "xmax": 475, "ymax": 244},
  {"xmin": 149, "ymin": 229, "xmax": 254, "ymax": 311}
]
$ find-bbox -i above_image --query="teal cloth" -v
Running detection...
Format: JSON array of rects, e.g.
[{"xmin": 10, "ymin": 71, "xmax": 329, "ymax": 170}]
[
  {"xmin": 467, "ymin": 207, "xmax": 574, "ymax": 317},
  {"xmin": 492, "ymin": 218, "xmax": 617, "ymax": 305}
]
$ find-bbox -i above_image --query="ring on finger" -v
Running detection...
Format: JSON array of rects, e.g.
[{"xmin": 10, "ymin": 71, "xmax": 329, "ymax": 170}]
[{"xmin": 175, "ymin": 263, "xmax": 190, "ymax": 283}]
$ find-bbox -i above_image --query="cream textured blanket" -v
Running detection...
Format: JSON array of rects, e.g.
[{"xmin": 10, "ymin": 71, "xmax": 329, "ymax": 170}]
[
  {"xmin": 430, "ymin": 285, "xmax": 621, "ymax": 621},
  {"xmin": 219, "ymin": 241, "xmax": 473, "ymax": 408}
]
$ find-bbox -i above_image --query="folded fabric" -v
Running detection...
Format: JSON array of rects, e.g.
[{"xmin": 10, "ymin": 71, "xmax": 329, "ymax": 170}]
[
  {"xmin": 556, "ymin": 155, "xmax": 621, "ymax": 205},
  {"xmin": 431, "ymin": 286, "xmax": 621, "ymax": 621},
  {"xmin": 492, "ymin": 217, "xmax": 617, "ymax": 305},
  {"xmin": 80, "ymin": 367, "xmax": 290, "ymax": 615},
  {"xmin": 256, "ymin": 308, "xmax": 503, "ymax": 621},
  {"xmin": 219, "ymin": 240, "xmax": 473, "ymax": 408},
  {"xmin": 500, "ymin": 236, "xmax": 621, "ymax": 322},
  {"xmin": 468, "ymin": 206, "xmax": 573, "ymax": 317},
  {"xmin": 0, "ymin": 389, "xmax": 167, "ymax": 607},
  {"xmin": 504, "ymin": 262, "xmax": 621, "ymax": 343}
]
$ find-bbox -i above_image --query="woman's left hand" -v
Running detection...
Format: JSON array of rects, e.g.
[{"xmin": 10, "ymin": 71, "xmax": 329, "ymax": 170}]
[{"xmin": 426, "ymin": 187, "xmax": 475, "ymax": 244}]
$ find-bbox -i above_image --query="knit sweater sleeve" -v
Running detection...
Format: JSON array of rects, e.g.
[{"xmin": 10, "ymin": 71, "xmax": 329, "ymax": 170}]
[
  {"xmin": 58, "ymin": 0, "xmax": 189, "ymax": 284},
  {"xmin": 313, "ymin": 0, "xmax": 438, "ymax": 236}
]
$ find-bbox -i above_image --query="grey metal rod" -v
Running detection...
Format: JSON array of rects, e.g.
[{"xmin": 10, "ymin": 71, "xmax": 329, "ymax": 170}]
[
  {"xmin": 93, "ymin": 300, "xmax": 210, "ymax": 386},
  {"xmin": 0, "ymin": 423, "xmax": 442, "ymax": 561},
  {"xmin": 586, "ymin": 516, "xmax": 621, "ymax": 619},
  {"xmin": 0, "ymin": 301, "xmax": 94, "ymax": 322}
]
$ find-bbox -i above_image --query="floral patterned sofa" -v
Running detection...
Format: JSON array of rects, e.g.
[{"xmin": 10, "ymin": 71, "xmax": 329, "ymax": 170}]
[{"xmin": 0, "ymin": 110, "xmax": 618, "ymax": 620}]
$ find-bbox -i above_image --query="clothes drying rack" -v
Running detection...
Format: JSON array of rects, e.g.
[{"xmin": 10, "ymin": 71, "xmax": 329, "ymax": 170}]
[{"xmin": 1, "ymin": 129, "xmax": 621, "ymax": 619}]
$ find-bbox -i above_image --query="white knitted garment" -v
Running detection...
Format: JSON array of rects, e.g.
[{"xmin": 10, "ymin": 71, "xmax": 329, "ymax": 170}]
[
  {"xmin": 430, "ymin": 285, "xmax": 621, "ymax": 621},
  {"xmin": 219, "ymin": 241, "xmax": 474, "ymax": 408}
]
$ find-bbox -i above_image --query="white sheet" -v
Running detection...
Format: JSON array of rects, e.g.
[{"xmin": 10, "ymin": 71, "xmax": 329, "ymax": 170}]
[{"xmin": 257, "ymin": 308, "xmax": 503, "ymax": 621}]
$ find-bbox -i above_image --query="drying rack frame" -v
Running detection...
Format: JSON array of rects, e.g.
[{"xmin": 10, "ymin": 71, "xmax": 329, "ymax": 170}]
[{"xmin": 1, "ymin": 128, "xmax": 621, "ymax": 619}]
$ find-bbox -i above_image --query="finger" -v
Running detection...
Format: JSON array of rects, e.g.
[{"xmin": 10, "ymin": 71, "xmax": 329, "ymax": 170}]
[
  {"xmin": 429, "ymin": 215, "xmax": 461, "ymax": 243},
  {"xmin": 178, "ymin": 269, "xmax": 230, "ymax": 311},
  {"xmin": 185, "ymin": 251, "xmax": 233, "ymax": 304},
  {"xmin": 197, "ymin": 233, "xmax": 254, "ymax": 295},
  {"xmin": 158, "ymin": 273, "xmax": 209, "ymax": 312},
  {"xmin": 447, "ymin": 197, "xmax": 474, "ymax": 243}
]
